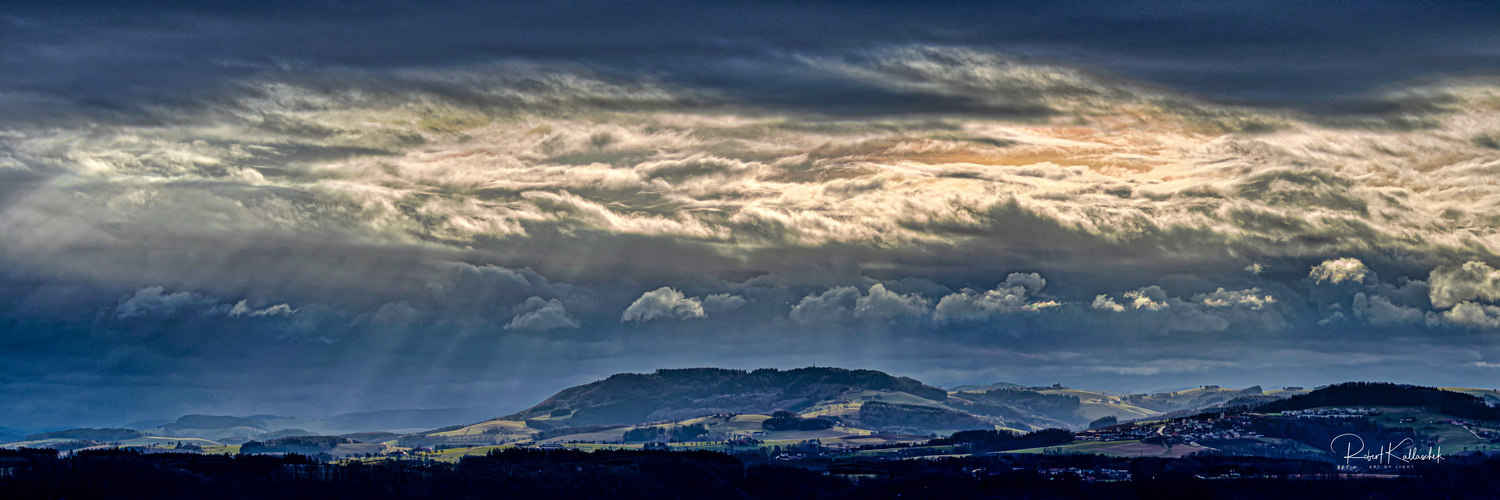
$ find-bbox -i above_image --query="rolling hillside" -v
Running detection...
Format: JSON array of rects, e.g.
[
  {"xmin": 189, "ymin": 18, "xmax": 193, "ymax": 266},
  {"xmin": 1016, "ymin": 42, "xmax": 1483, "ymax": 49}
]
[{"xmin": 504, "ymin": 367, "xmax": 948, "ymax": 426}]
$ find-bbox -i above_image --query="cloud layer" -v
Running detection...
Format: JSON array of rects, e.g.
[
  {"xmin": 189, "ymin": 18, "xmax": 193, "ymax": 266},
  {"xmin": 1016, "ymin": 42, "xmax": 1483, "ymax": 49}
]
[{"xmin": 4, "ymin": 43, "xmax": 1500, "ymax": 427}]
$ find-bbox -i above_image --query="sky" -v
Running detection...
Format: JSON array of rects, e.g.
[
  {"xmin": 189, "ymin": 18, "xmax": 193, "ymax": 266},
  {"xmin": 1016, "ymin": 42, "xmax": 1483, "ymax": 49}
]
[{"xmin": 4, "ymin": 0, "xmax": 1500, "ymax": 429}]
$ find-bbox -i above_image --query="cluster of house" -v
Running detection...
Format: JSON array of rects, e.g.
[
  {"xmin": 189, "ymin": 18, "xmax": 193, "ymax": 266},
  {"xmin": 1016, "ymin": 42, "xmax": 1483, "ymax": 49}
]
[
  {"xmin": 1277, "ymin": 408, "xmax": 1382, "ymax": 419},
  {"xmin": 1075, "ymin": 427, "xmax": 1156, "ymax": 442},
  {"xmin": 1031, "ymin": 467, "xmax": 1132, "ymax": 482},
  {"xmin": 1153, "ymin": 417, "xmax": 1260, "ymax": 445},
  {"xmin": 1472, "ymin": 427, "xmax": 1500, "ymax": 443},
  {"xmin": 1077, "ymin": 414, "xmax": 1263, "ymax": 445}
]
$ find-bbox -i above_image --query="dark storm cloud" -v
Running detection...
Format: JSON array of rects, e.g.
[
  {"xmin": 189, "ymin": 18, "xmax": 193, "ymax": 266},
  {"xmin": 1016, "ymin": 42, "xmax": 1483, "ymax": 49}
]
[{"xmin": 7, "ymin": 0, "xmax": 1500, "ymax": 121}]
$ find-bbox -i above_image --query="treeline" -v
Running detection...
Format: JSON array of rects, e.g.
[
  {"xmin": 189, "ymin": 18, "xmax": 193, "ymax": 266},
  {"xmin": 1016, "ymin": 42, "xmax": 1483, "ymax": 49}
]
[
  {"xmin": 6, "ymin": 446, "xmax": 1500, "ymax": 499},
  {"xmin": 240, "ymin": 436, "xmax": 354, "ymax": 454},
  {"xmin": 927, "ymin": 428, "xmax": 1075, "ymax": 452},
  {"xmin": 1258, "ymin": 382, "xmax": 1500, "ymax": 420},
  {"xmin": 621, "ymin": 424, "xmax": 710, "ymax": 442},
  {"xmin": 762, "ymin": 411, "xmax": 836, "ymax": 431}
]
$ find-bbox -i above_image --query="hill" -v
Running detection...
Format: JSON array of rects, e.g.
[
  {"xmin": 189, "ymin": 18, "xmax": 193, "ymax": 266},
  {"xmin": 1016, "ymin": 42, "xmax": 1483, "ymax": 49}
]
[
  {"xmin": 506, "ymin": 367, "xmax": 949, "ymax": 426},
  {"xmin": 1256, "ymin": 382, "xmax": 1500, "ymax": 420},
  {"xmin": 23, "ymin": 428, "xmax": 144, "ymax": 442}
]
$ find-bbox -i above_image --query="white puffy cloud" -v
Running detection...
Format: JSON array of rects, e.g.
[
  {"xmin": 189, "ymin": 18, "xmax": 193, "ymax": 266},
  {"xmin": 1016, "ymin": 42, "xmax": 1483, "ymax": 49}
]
[
  {"xmin": 1310, "ymin": 258, "xmax": 1370, "ymax": 285},
  {"xmin": 1427, "ymin": 301, "xmax": 1500, "ymax": 329},
  {"xmin": 1196, "ymin": 287, "xmax": 1275, "ymax": 310},
  {"xmin": 1428, "ymin": 261, "xmax": 1500, "ymax": 309},
  {"xmin": 1091, "ymin": 295, "xmax": 1126, "ymax": 312},
  {"xmin": 1091, "ymin": 285, "xmax": 1285, "ymax": 333},
  {"xmin": 789, "ymin": 286, "xmax": 861, "ymax": 325},
  {"xmin": 1124, "ymin": 286, "xmax": 1172, "ymax": 311},
  {"xmin": 621, "ymin": 287, "xmax": 705, "ymax": 322},
  {"xmin": 505, "ymin": 297, "xmax": 580, "ymax": 331},
  {"xmin": 228, "ymin": 300, "xmax": 297, "ymax": 318},
  {"xmin": 788, "ymin": 283, "xmax": 930, "ymax": 324},
  {"xmin": 854, "ymin": 284, "xmax": 931, "ymax": 320},
  {"xmin": 933, "ymin": 272, "xmax": 1050, "ymax": 322}
]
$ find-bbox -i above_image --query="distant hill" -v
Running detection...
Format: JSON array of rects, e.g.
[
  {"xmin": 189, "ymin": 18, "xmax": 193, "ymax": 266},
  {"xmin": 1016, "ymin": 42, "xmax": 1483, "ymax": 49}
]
[
  {"xmin": 146, "ymin": 415, "xmax": 269, "ymax": 443},
  {"xmin": 494, "ymin": 367, "xmax": 1296, "ymax": 433},
  {"xmin": 24, "ymin": 428, "xmax": 143, "ymax": 442},
  {"xmin": 162, "ymin": 415, "xmax": 267, "ymax": 432},
  {"xmin": 99, "ymin": 408, "xmax": 496, "ymax": 444},
  {"xmin": 340, "ymin": 431, "xmax": 400, "ymax": 444},
  {"xmin": 322, "ymin": 409, "xmax": 491, "ymax": 432},
  {"xmin": 949, "ymin": 382, "xmax": 1024, "ymax": 392},
  {"xmin": 506, "ymin": 367, "xmax": 949, "ymax": 426}
]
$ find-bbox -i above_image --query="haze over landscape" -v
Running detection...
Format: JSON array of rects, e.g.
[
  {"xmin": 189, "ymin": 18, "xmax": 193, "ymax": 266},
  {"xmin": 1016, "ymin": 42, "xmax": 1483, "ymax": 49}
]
[{"xmin": 6, "ymin": 0, "xmax": 1500, "ymax": 434}]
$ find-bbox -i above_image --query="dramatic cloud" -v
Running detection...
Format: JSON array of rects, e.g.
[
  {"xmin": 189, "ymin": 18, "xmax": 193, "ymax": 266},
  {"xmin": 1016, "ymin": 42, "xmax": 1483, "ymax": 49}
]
[
  {"xmin": 8, "ymin": 7, "xmax": 1500, "ymax": 426},
  {"xmin": 621, "ymin": 287, "xmax": 705, "ymax": 322}
]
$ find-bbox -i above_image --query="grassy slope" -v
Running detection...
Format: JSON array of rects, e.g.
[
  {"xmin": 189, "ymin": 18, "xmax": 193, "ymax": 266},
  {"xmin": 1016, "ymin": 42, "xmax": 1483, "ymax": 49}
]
[
  {"xmin": 429, "ymin": 419, "xmax": 537, "ymax": 441},
  {"xmin": 1443, "ymin": 387, "xmax": 1500, "ymax": 402},
  {"xmin": 1036, "ymin": 389, "xmax": 1159, "ymax": 422}
]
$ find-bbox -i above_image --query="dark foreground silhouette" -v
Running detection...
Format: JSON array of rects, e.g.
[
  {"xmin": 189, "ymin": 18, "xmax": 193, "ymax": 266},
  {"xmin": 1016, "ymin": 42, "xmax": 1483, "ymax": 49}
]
[{"xmin": 4, "ymin": 447, "xmax": 1500, "ymax": 499}]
